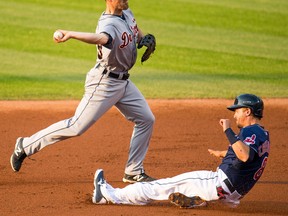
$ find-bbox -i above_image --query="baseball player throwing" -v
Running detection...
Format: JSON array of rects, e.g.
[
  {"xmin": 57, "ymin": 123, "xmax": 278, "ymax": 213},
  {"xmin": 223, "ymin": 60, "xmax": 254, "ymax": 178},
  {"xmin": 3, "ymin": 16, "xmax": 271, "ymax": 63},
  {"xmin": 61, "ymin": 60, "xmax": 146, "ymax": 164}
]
[
  {"xmin": 10, "ymin": 0, "xmax": 156, "ymax": 183},
  {"xmin": 92, "ymin": 94, "xmax": 270, "ymax": 208}
]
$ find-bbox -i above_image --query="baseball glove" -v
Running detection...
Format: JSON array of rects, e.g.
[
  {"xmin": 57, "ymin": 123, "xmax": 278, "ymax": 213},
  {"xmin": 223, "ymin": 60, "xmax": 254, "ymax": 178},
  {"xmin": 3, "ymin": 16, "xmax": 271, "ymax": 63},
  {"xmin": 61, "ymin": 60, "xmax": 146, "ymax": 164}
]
[{"xmin": 137, "ymin": 34, "xmax": 156, "ymax": 63}]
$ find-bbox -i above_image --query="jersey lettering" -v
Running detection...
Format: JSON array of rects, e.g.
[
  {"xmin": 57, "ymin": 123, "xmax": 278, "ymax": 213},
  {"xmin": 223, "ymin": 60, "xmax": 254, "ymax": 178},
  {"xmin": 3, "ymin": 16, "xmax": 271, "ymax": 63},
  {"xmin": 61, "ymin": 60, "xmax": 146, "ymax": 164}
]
[
  {"xmin": 130, "ymin": 25, "xmax": 139, "ymax": 37},
  {"xmin": 243, "ymin": 134, "xmax": 256, "ymax": 145},
  {"xmin": 253, "ymin": 156, "xmax": 268, "ymax": 181},
  {"xmin": 130, "ymin": 18, "xmax": 138, "ymax": 35},
  {"xmin": 119, "ymin": 32, "xmax": 133, "ymax": 48},
  {"xmin": 258, "ymin": 140, "xmax": 270, "ymax": 157}
]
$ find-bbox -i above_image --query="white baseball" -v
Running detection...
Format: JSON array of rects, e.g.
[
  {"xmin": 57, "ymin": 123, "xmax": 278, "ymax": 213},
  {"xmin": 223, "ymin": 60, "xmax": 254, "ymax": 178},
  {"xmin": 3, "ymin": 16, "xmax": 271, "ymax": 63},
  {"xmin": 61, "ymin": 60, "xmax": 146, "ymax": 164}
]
[{"xmin": 53, "ymin": 31, "xmax": 63, "ymax": 40}]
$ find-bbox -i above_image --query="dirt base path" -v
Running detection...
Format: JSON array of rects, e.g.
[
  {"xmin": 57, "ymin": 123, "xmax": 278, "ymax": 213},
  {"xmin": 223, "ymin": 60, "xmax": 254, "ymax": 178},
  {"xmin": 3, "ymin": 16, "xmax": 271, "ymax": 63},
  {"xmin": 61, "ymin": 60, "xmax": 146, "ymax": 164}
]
[{"xmin": 1, "ymin": 99, "xmax": 287, "ymax": 216}]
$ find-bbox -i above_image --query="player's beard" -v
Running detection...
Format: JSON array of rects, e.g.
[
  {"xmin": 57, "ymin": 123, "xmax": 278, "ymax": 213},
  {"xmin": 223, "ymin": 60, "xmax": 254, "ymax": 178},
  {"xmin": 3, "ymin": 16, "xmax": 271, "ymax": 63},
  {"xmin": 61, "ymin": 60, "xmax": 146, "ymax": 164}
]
[
  {"xmin": 121, "ymin": 4, "xmax": 128, "ymax": 10},
  {"xmin": 120, "ymin": 0, "xmax": 129, "ymax": 10},
  {"xmin": 237, "ymin": 124, "xmax": 243, "ymax": 129}
]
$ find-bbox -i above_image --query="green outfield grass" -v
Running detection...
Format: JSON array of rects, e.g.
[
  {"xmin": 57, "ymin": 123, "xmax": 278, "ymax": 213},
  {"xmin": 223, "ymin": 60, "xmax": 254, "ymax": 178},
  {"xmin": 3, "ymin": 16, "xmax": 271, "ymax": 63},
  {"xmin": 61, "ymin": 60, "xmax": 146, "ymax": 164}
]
[{"xmin": 0, "ymin": 0, "xmax": 287, "ymax": 99}]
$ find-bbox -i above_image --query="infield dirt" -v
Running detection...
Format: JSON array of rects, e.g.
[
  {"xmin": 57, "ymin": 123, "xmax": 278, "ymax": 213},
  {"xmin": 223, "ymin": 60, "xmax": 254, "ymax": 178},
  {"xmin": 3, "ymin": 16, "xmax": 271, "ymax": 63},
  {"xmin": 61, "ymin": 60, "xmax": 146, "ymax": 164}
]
[{"xmin": 1, "ymin": 99, "xmax": 287, "ymax": 216}]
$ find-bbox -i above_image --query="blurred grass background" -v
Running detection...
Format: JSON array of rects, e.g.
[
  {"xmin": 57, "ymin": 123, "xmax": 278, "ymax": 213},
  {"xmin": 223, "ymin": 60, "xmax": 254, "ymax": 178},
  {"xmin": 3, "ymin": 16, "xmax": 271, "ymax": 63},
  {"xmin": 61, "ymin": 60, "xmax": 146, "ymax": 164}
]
[{"xmin": 0, "ymin": 0, "xmax": 287, "ymax": 99}]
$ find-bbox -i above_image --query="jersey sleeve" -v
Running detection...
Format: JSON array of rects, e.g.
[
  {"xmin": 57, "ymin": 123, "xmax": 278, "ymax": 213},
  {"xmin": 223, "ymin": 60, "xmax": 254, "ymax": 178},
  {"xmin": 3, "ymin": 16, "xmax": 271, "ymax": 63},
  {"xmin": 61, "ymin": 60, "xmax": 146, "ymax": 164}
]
[
  {"xmin": 99, "ymin": 25, "xmax": 116, "ymax": 40},
  {"xmin": 238, "ymin": 127, "xmax": 259, "ymax": 156}
]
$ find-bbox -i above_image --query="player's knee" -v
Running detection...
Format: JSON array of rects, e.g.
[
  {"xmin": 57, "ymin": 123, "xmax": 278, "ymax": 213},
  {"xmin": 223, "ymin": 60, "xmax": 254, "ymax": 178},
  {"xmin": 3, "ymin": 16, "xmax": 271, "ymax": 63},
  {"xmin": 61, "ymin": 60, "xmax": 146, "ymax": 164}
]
[
  {"xmin": 73, "ymin": 130, "xmax": 84, "ymax": 137},
  {"xmin": 69, "ymin": 125, "xmax": 87, "ymax": 137},
  {"xmin": 145, "ymin": 113, "xmax": 155, "ymax": 126},
  {"xmin": 66, "ymin": 118, "xmax": 91, "ymax": 136},
  {"xmin": 131, "ymin": 112, "xmax": 155, "ymax": 127}
]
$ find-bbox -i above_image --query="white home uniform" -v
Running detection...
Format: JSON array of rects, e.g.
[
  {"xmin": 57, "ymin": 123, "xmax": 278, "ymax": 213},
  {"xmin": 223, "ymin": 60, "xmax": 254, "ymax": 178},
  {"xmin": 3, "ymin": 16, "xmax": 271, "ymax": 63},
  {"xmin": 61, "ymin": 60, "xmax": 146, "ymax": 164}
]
[
  {"xmin": 21, "ymin": 9, "xmax": 155, "ymax": 175},
  {"xmin": 100, "ymin": 169, "xmax": 241, "ymax": 207},
  {"xmin": 95, "ymin": 123, "xmax": 270, "ymax": 207}
]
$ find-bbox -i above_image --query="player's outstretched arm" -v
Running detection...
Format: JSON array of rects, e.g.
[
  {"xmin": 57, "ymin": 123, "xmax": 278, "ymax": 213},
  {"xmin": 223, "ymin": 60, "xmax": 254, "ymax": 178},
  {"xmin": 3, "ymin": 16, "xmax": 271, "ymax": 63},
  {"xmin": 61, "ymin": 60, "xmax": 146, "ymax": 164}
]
[{"xmin": 53, "ymin": 30, "xmax": 109, "ymax": 45}]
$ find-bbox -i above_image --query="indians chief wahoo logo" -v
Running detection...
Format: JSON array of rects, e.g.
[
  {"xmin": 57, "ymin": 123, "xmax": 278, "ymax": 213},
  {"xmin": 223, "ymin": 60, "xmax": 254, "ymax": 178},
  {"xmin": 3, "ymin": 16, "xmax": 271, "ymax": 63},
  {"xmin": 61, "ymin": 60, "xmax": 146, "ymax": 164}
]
[{"xmin": 244, "ymin": 134, "xmax": 256, "ymax": 145}]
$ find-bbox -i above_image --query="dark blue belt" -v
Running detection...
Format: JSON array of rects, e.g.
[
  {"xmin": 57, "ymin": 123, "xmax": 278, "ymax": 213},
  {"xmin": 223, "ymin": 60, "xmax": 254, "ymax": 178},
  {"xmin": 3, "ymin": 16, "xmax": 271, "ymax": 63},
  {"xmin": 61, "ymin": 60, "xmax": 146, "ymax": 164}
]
[
  {"xmin": 217, "ymin": 179, "xmax": 237, "ymax": 199},
  {"xmin": 224, "ymin": 178, "xmax": 236, "ymax": 193}
]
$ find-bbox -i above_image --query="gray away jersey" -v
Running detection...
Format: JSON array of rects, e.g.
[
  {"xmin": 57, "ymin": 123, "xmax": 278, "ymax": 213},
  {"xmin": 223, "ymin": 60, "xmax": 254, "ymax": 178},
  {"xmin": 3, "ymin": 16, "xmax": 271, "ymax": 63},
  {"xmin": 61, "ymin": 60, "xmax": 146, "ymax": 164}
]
[{"xmin": 96, "ymin": 9, "xmax": 139, "ymax": 73}]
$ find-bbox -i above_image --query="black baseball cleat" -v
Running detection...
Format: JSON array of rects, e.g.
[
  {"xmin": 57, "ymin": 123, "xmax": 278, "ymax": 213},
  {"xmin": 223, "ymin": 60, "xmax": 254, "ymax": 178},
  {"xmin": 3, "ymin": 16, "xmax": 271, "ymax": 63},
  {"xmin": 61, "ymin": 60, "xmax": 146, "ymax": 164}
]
[
  {"xmin": 10, "ymin": 137, "xmax": 27, "ymax": 172},
  {"xmin": 122, "ymin": 173, "xmax": 156, "ymax": 183},
  {"xmin": 169, "ymin": 192, "xmax": 207, "ymax": 208}
]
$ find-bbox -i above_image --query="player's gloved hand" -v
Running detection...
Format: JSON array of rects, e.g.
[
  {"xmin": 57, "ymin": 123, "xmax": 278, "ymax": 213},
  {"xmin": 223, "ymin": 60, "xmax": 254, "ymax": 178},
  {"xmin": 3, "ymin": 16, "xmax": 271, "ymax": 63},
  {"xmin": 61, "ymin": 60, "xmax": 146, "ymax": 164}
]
[{"xmin": 137, "ymin": 34, "xmax": 156, "ymax": 63}]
